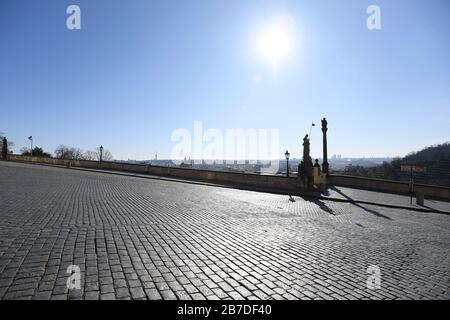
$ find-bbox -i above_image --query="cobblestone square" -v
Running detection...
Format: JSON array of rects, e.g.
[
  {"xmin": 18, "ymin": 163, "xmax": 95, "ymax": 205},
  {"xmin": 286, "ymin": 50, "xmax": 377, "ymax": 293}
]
[{"xmin": 0, "ymin": 161, "xmax": 449, "ymax": 300}]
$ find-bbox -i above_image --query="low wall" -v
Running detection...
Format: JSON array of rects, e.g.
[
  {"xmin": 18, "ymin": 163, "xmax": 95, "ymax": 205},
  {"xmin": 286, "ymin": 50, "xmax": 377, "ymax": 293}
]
[
  {"xmin": 7, "ymin": 155, "xmax": 449, "ymax": 200},
  {"xmin": 329, "ymin": 174, "xmax": 450, "ymax": 200},
  {"xmin": 7, "ymin": 154, "xmax": 305, "ymax": 193}
]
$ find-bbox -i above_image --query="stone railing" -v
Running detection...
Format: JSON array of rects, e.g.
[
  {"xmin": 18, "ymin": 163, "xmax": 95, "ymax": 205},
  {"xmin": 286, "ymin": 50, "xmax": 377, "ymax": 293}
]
[
  {"xmin": 7, "ymin": 154, "xmax": 307, "ymax": 193},
  {"xmin": 6, "ymin": 154, "xmax": 450, "ymax": 200},
  {"xmin": 329, "ymin": 174, "xmax": 450, "ymax": 200}
]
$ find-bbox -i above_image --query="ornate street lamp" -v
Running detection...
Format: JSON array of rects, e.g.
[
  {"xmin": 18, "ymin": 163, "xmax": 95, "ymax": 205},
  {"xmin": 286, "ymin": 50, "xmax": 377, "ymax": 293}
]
[
  {"xmin": 99, "ymin": 145, "xmax": 103, "ymax": 164},
  {"xmin": 285, "ymin": 150, "xmax": 290, "ymax": 177},
  {"xmin": 28, "ymin": 136, "xmax": 33, "ymax": 156}
]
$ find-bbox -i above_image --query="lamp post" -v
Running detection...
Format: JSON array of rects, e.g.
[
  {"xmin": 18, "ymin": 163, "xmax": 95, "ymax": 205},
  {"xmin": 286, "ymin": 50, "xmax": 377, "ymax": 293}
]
[
  {"xmin": 285, "ymin": 150, "xmax": 290, "ymax": 177},
  {"xmin": 321, "ymin": 118, "xmax": 329, "ymax": 175},
  {"xmin": 28, "ymin": 136, "xmax": 33, "ymax": 156},
  {"xmin": 309, "ymin": 122, "xmax": 315, "ymax": 137},
  {"xmin": 99, "ymin": 145, "xmax": 103, "ymax": 164}
]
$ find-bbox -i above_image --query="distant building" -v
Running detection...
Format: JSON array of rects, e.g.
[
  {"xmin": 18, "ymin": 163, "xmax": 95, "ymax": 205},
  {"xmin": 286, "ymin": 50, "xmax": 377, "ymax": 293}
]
[{"xmin": 180, "ymin": 157, "xmax": 193, "ymax": 168}]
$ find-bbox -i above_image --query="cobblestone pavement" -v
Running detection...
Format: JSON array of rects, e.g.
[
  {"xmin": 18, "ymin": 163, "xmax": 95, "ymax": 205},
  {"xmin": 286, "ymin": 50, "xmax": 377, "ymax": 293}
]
[{"xmin": 0, "ymin": 161, "xmax": 449, "ymax": 300}]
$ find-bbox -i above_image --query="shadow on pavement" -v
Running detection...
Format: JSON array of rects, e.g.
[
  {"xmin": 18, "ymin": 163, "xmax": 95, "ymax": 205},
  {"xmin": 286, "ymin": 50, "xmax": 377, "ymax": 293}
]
[
  {"xmin": 328, "ymin": 186, "xmax": 393, "ymax": 220},
  {"xmin": 315, "ymin": 199, "xmax": 335, "ymax": 215},
  {"xmin": 297, "ymin": 196, "xmax": 336, "ymax": 216}
]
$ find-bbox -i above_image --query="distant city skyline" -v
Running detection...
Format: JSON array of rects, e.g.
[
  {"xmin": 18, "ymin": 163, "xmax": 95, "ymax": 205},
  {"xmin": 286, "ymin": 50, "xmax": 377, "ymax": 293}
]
[{"xmin": 1, "ymin": 0, "xmax": 449, "ymax": 160}]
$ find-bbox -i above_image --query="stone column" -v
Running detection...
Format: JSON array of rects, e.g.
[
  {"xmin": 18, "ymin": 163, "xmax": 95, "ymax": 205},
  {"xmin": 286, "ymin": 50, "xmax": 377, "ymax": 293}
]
[{"xmin": 321, "ymin": 118, "xmax": 329, "ymax": 175}]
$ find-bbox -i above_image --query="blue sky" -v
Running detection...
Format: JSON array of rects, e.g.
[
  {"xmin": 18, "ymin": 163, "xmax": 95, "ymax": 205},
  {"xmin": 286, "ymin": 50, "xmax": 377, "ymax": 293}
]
[{"xmin": 1, "ymin": 0, "xmax": 449, "ymax": 160}]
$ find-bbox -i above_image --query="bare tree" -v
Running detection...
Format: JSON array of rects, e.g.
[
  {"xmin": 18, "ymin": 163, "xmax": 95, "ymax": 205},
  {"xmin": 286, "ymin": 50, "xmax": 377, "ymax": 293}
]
[
  {"xmin": 83, "ymin": 150, "xmax": 98, "ymax": 161},
  {"xmin": 84, "ymin": 147, "xmax": 114, "ymax": 161},
  {"xmin": 54, "ymin": 145, "xmax": 84, "ymax": 160},
  {"xmin": 54, "ymin": 145, "xmax": 113, "ymax": 161}
]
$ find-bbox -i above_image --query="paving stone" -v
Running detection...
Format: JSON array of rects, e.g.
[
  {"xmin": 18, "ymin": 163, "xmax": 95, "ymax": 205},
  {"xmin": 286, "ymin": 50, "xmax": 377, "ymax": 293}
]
[
  {"xmin": 32, "ymin": 291, "xmax": 52, "ymax": 300},
  {"xmin": 115, "ymin": 287, "xmax": 130, "ymax": 299},
  {"xmin": 145, "ymin": 288, "xmax": 162, "ymax": 300},
  {"xmin": 160, "ymin": 290, "xmax": 177, "ymax": 300},
  {"xmin": 85, "ymin": 291, "xmax": 99, "ymax": 300},
  {"xmin": 130, "ymin": 287, "xmax": 145, "ymax": 299},
  {"xmin": 100, "ymin": 293, "xmax": 116, "ymax": 300}
]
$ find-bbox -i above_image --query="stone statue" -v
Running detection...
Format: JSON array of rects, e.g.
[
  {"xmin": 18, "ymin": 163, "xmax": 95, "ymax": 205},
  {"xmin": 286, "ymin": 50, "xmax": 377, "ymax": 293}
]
[
  {"xmin": 321, "ymin": 118, "xmax": 328, "ymax": 131},
  {"xmin": 298, "ymin": 134, "xmax": 314, "ymax": 190},
  {"xmin": 303, "ymin": 134, "xmax": 310, "ymax": 160}
]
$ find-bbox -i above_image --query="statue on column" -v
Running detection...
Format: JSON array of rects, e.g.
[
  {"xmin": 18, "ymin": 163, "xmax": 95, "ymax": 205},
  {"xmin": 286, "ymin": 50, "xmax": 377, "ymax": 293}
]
[{"xmin": 298, "ymin": 134, "xmax": 314, "ymax": 190}]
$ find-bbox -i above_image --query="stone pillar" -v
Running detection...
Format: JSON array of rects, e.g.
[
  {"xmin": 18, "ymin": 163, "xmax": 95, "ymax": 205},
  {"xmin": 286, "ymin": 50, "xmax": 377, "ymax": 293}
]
[
  {"xmin": 321, "ymin": 118, "xmax": 329, "ymax": 175},
  {"xmin": 313, "ymin": 159, "xmax": 321, "ymax": 185}
]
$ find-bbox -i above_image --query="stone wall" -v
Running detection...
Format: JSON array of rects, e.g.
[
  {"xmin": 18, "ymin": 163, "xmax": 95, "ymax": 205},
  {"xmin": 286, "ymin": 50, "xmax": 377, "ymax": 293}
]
[
  {"xmin": 7, "ymin": 154, "xmax": 305, "ymax": 193},
  {"xmin": 6, "ymin": 154, "xmax": 450, "ymax": 200},
  {"xmin": 329, "ymin": 174, "xmax": 450, "ymax": 200}
]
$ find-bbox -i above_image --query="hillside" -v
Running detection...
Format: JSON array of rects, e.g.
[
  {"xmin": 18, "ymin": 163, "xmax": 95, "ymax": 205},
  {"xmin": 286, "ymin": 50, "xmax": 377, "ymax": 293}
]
[
  {"xmin": 336, "ymin": 142, "xmax": 450, "ymax": 187},
  {"xmin": 403, "ymin": 142, "xmax": 450, "ymax": 163}
]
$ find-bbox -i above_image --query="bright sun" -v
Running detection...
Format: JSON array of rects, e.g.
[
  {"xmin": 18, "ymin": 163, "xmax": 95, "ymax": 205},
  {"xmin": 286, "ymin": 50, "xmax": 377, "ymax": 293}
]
[{"xmin": 258, "ymin": 16, "xmax": 294, "ymax": 71}]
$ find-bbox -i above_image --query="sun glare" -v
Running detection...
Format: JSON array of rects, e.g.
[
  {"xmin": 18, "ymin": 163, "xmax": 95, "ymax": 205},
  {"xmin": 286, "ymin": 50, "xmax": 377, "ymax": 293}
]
[{"xmin": 258, "ymin": 16, "xmax": 294, "ymax": 72}]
